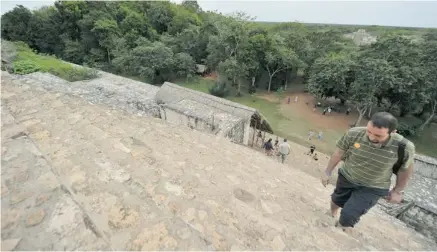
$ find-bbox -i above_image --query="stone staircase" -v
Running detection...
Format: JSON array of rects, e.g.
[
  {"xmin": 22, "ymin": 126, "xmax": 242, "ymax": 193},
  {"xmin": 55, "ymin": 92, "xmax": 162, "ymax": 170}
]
[{"xmin": 1, "ymin": 71, "xmax": 436, "ymax": 250}]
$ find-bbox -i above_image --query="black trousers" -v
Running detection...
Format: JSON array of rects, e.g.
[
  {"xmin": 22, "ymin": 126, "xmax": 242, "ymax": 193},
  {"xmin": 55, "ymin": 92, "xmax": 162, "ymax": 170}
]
[{"xmin": 331, "ymin": 172, "xmax": 389, "ymax": 227}]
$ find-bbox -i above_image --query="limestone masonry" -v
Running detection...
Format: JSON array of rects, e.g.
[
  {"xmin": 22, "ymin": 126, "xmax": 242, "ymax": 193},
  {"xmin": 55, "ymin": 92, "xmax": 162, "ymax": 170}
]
[{"xmin": 1, "ymin": 70, "xmax": 436, "ymax": 250}]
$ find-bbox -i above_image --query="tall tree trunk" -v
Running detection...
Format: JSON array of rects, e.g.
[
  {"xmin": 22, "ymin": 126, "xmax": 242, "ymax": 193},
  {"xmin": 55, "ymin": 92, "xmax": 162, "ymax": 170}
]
[
  {"xmin": 419, "ymin": 100, "xmax": 436, "ymax": 131},
  {"xmin": 107, "ymin": 48, "xmax": 111, "ymax": 63},
  {"xmin": 355, "ymin": 106, "xmax": 367, "ymax": 126},
  {"xmin": 284, "ymin": 73, "xmax": 288, "ymax": 90},
  {"xmin": 291, "ymin": 67, "xmax": 298, "ymax": 82},
  {"xmin": 368, "ymin": 106, "xmax": 372, "ymax": 118},
  {"xmin": 268, "ymin": 75, "xmax": 273, "ymax": 92}
]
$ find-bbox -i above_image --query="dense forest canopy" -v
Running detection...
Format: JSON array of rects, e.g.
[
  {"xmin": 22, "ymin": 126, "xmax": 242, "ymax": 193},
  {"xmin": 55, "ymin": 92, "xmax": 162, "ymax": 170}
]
[{"xmin": 1, "ymin": 0, "xmax": 437, "ymax": 130}]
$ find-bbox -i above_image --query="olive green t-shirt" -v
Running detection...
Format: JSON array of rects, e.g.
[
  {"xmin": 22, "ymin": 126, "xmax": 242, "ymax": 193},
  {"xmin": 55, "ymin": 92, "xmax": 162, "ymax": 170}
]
[{"xmin": 336, "ymin": 127, "xmax": 415, "ymax": 189}]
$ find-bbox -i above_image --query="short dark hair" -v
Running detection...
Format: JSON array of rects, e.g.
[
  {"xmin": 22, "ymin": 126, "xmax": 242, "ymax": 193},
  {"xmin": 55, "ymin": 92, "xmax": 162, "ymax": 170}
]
[
  {"xmin": 283, "ymin": 139, "xmax": 287, "ymax": 142},
  {"xmin": 370, "ymin": 112, "xmax": 398, "ymax": 132}
]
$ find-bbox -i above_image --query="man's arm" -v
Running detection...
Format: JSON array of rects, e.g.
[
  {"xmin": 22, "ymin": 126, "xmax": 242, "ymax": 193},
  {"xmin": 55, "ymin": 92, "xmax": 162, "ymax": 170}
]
[
  {"xmin": 325, "ymin": 149, "xmax": 345, "ymax": 176},
  {"xmin": 393, "ymin": 164, "xmax": 413, "ymax": 193},
  {"xmin": 387, "ymin": 141, "xmax": 415, "ymax": 203}
]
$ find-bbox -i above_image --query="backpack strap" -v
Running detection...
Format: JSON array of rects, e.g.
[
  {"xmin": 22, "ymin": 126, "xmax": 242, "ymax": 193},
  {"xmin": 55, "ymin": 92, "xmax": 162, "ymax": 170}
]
[{"xmin": 393, "ymin": 138, "xmax": 407, "ymax": 175}]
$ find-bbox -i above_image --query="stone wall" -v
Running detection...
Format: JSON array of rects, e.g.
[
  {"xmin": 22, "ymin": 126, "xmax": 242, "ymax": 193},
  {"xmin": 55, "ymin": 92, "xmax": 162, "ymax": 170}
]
[
  {"xmin": 402, "ymin": 205, "xmax": 437, "ymax": 241},
  {"xmin": 162, "ymin": 107, "xmax": 215, "ymax": 133}
]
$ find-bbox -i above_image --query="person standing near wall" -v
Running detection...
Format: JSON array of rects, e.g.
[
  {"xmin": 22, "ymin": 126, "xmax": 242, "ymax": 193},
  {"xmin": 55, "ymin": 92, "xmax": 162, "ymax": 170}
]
[
  {"xmin": 321, "ymin": 112, "xmax": 415, "ymax": 232},
  {"xmin": 278, "ymin": 139, "xmax": 291, "ymax": 164},
  {"xmin": 263, "ymin": 138, "xmax": 274, "ymax": 156}
]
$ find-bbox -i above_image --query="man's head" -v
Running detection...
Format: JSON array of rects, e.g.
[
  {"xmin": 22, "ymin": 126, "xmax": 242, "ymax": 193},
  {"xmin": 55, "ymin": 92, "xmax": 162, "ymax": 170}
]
[
  {"xmin": 283, "ymin": 139, "xmax": 287, "ymax": 142},
  {"xmin": 367, "ymin": 112, "xmax": 398, "ymax": 143}
]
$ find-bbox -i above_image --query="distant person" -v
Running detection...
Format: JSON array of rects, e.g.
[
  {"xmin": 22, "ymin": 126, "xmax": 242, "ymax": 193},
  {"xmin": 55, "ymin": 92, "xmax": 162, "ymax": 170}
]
[
  {"xmin": 263, "ymin": 138, "xmax": 274, "ymax": 156},
  {"xmin": 308, "ymin": 130, "xmax": 315, "ymax": 140},
  {"xmin": 307, "ymin": 144, "xmax": 316, "ymax": 156},
  {"xmin": 321, "ymin": 112, "xmax": 415, "ymax": 233},
  {"xmin": 295, "ymin": 96, "xmax": 299, "ymax": 103},
  {"xmin": 346, "ymin": 108, "xmax": 351, "ymax": 115},
  {"xmin": 318, "ymin": 131, "xmax": 323, "ymax": 141},
  {"xmin": 287, "ymin": 96, "xmax": 291, "ymax": 104},
  {"xmin": 328, "ymin": 107, "xmax": 332, "ymax": 115},
  {"xmin": 313, "ymin": 153, "xmax": 319, "ymax": 161},
  {"xmin": 274, "ymin": 139, "xmax": 279, "ymax": 152},
  {"xmin": 322, "ymin": 108, "xmax": 327, "ymax": 115},
  {"xmin": 256, "ymin": 130, "xmax": 262, "ymax": 146},
  {"xmin": 278, "ymin": 139, "xmax": 291, "ymax": 164}
]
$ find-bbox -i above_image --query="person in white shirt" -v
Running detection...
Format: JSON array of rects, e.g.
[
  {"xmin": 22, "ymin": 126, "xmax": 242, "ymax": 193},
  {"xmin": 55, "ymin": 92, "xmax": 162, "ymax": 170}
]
[{"xmin": 278, "ymin": 139, "xmax": 291, "ymax": 164}]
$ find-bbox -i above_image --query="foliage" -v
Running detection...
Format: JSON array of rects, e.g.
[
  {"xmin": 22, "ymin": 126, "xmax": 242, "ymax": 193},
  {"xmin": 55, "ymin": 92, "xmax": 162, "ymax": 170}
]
[
  {"xmin": 308, "ymin": 52, "xmax": 355, "ymax": 103},
  {"xmin": 12, "ymin": 41, "xmax": 98, "ymax": 81},
  {"xmin": 12, "ymin": 59, "xmax": 40, "ymax": 74},
  {"xmin": 1, "ymin": 0, "xmax": 436, "ymax": 107},
  {"xmin": 209, "ymin": 82, "xmax": 230, "ymax": 98}
]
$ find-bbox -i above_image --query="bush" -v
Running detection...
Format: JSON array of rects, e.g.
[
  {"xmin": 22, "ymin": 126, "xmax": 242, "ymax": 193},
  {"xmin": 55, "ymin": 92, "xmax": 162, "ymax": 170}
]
[
  {"xmin": 209, "ymin": 83, "xmax": 230, "ymax": 98},
  {"xmin": 12, "ymin": 60, "xmax": 40, "ymax": 74},
  {"xmin": 50, "ymin": 66, "xmax": 99, "ymax": 82},
  {"xmin": 397, "ymin": 122, "xmax": 419, "ymax": 136}
]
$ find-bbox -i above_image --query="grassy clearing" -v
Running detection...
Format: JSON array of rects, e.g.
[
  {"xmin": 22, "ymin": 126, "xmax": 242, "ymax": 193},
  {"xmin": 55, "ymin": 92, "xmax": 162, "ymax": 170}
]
[
  {"xmin": 179, "ymin": 77, "xmax": 437, "ymax": 158},
  {"xmin": 12, "ymin": 42, "xmax": 98, "ymax": 82},
  {"xmin": 174, "ymin": 77, "xmax": 215, "ymax": 93},
  {"xmin": 411, "ymin": 124, "xmax": 437, "ymax": 157}
]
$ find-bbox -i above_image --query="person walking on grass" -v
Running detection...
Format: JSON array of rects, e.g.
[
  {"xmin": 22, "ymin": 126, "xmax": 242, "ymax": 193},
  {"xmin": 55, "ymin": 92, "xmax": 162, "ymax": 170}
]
[
  {"xmin": 278, "ymin": 139, "xmax": 291, "ymax": 164},
  {"xmin": 318, "ymin": 131, "xmax": 323, "ymax": 141},
  {"xmin": 308, "ymin": 130, "xmax": 315, "ymax": 140},
  {"xmin": 321, "ymin": 112, "xmax": 415, "ymax": 233}
]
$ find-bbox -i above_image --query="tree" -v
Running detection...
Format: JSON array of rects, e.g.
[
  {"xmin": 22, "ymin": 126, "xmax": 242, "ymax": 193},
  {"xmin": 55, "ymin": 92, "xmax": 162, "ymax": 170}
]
[
  {"xmin": 1, "ymin": 5, "xmax": 33, "ymax": 44},
  {"xmin": 264, "ymin": 35, "xmax": 302, "ymax": 92},
  {"xmin": 217, "ymin": 58, "xmax": 247, "ymax": 95},
  {"xmin": 350, "ymin": 57, "xmax": 397, "ymax": 126},
  {"xmin": 147, "ymin": 2, "xmax": 175, "ymax": 34},
  {"xmin": 181, "ymin": 0, "xmax": 201, "ymax": 13},
  {"xmin": 418, "ymin": 34, "xmax": 437, "ymax": 130},
  {"xmin": 29, "ymin": 6, "xmax": 63, "ymax": 55},
  {"xmin": 280, "ymin": 29, "xmax": 311, "ymax": 84},
  {"xmin": 206, "ymin": 13, "xmax": 251, "ymax": 69},
  {"xmin": 168, "ymin": 5, "xmax": 201, "ymax": 35},
  {"xmin": 130, "ymin": 41, "xmax": 174, "ymax": 83},
  {"xmin": 363, "ymin": 35, "xmax": 426, "ymax": 116},
  {"xmin": 91, "ymin": 18, "xmax": 120, "ymax": 63},
  {"xmin": 307, "ymin": 52, "xmax": 355, "ymax": 104},
  {"xmin": 173, "ymin": 52, "xmax": 196, "ymax": 80}
]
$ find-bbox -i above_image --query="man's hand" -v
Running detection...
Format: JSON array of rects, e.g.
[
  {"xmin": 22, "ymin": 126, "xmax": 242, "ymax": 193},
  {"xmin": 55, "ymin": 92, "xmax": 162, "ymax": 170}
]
[
  {"xmin": 386, "ymin": 190, "xmax": 403, "ymax": 204},
  {"xmin": 321, "ymin": 170, "xmax": 331, "ymax": 187}
]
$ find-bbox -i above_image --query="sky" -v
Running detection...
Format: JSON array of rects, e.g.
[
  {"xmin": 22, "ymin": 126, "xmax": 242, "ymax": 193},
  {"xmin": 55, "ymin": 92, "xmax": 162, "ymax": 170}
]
[{"xmin": 1, "ymin": 0, "xmax": 437, "ymax": 28}]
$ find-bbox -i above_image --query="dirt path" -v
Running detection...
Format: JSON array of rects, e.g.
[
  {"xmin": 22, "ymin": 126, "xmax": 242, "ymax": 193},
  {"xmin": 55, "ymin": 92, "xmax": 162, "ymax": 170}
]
[{"xmin": 259, "ymin": 92, "xmax": 363, "ymax": 131}]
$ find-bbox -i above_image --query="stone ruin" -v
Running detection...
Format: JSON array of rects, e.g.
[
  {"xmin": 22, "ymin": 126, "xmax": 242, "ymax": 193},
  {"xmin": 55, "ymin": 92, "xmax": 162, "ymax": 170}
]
[
  {"xmin": 344, "ymin": 29, "xmax": 377, "ymax": 46},
  {"xmin": 1, "ymin": 68, "xmax": 436, "ymax": 250}
]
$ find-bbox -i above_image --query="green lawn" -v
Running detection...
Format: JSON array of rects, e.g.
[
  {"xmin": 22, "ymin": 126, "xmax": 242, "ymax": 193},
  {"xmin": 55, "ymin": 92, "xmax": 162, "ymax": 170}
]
[
  {"xmin": 178, "ymin": 77, "xmax": 437, "ymax": 158},
  {"xmin": 174, "ymin": 77, "xmax": 215, "ymax": 93},
  {"xmin": 411, "ymin": 125, "xmax": 437, "ymax": 158},
  {"xmin": 11, "ymin": 42, "xmax": 97, "ymax": 82}
]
